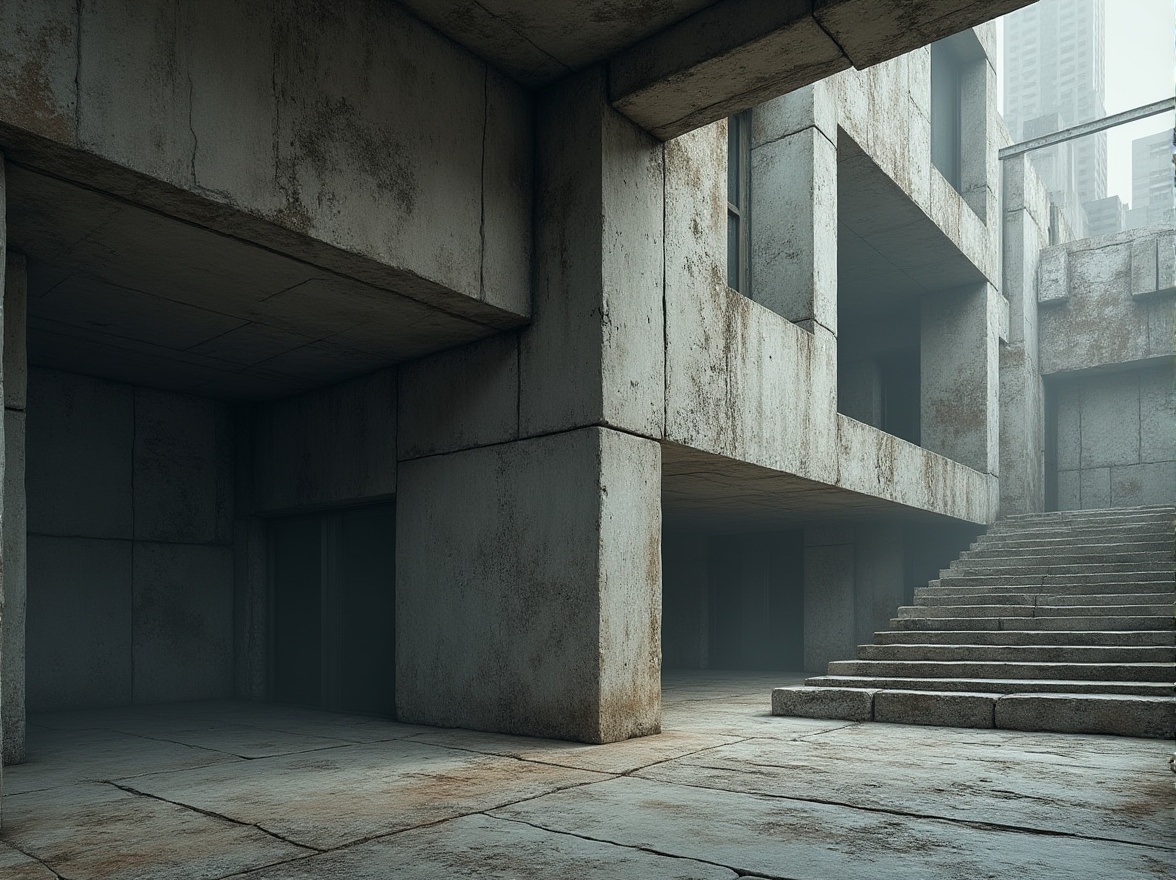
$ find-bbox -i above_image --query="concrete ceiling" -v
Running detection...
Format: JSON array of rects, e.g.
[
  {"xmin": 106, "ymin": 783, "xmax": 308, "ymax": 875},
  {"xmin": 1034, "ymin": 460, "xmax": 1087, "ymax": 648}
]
[
  {"xmin": 837, "ymin": 136, "xmax": 985, "ymax": 321},
  {"xmin": 394, "ymin": 0, "xmax": 718, "ymax": 87},
  {"xmin": 662, "ymin": 442, "xmax": 960, "ymax": 533},
  {"xmin": 7, "ymin": 165, "xmax": 495, "ymax": 400}
]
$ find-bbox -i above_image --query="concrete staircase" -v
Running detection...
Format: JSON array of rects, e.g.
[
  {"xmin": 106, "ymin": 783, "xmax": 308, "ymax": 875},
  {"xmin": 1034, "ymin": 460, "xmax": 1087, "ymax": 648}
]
[{"xmin": 772, "ymin": 506, "xmax": 1176, "ymax": 737}]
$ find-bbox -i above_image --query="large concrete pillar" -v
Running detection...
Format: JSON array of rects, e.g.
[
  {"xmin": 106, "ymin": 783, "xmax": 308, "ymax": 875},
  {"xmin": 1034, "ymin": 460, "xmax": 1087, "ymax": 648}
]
[
  {"xmin": 396, "ymin": 428, "xmax": 661, "ymax": 743},
  {"xmin": 999, "ymin": 153, "xmax": 1049, "ymax": 514},
  {"xmin": 921, "ymin": 283, "xmax": 1001, "ymax": 475},
  {"xmin": 2, "ymin": 249, "xmax": 25, "ymax": 766},
  {"xmin": 395, "ymin": 67, "xmax": 664, "ymax": 744},
  {"xmin": 0, "ymin": 153, "xmax": 5, "ymax": 824},
  {"xmin": 749, "ymin": 85, "xmax": 838, "ymax": 334}
]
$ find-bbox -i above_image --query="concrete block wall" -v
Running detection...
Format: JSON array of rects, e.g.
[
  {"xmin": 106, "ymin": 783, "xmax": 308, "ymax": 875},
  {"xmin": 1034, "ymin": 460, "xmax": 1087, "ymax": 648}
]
[
  {"xmin": 2, "ymin": 245, "xmax": 26, "ymax": 766},
  {"xmin": 0, "ymin": 0, "xmax": 533, "ymax": 325},
  {"xmin": 25, "ymin": 368, "xmax": 235, "ymax": 710},
  {"xmin": 1038, "ymin": 229, "xmax": 1176, "ymax": 376},
  {"xmin": 1053, "ymin": 362, "xmax": 1176, "ymax": 509}
]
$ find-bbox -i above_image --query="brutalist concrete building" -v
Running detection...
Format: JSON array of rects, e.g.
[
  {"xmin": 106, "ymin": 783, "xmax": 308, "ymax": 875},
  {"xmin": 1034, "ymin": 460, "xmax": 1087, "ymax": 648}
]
[{"xmin": 0, "ymin": 0, "xmax": 1171, "ymax": 784}]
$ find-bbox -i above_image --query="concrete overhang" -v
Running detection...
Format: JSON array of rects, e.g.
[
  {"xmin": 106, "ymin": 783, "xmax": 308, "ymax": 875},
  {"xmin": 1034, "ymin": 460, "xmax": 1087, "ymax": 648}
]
[
  {"xmin": 7, "ymin": 165, "xmax": 507, "ymax": 400},
  {"xmin": 837, "ymin": 135, "xmax": 987, "ymax": 321},
  {"xmin": 662, "ymin": 415, "xmax": 995, "ymax": 533},
  {"xmin": 398, "ymin": 0, "xmax": 1034, "ymax": 140}
]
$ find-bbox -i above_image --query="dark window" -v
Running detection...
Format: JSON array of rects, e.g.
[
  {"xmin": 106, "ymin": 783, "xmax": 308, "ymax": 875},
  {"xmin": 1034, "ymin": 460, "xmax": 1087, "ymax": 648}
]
[
  {"xmin": 727, "ymin": 111, "xmax": 751, "ymax": 292},
  {"xmin": 931, "ymin": 41, "xmax": 963, "ymax": 191}
]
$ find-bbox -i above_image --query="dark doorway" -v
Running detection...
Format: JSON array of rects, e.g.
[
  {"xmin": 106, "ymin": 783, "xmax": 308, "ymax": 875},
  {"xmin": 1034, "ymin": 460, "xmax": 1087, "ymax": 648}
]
[{"xmin": 269, "ymin": 504, "xmax": 396, "ymax": 717}]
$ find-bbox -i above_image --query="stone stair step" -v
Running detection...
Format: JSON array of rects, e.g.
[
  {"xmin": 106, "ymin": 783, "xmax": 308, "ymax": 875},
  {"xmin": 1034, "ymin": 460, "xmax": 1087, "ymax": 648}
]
[
  {"xmin": 921, "ymin": 580, "xmax": 1174, "ymax": 596},
  {"xmin": 888, "ymin": 614, "xmax": 1174, "ymax": 631},
  {"xmin": 971, "ymin": 537, "xmax": 1173, "ymax": 553},
  {"xmin": 896, "ymin": 603, "xmax": 1173, "ymax": 619},
  {"xmin": 802, "ymin": 674, "xmax": 1172, "ymax": 697},
  {"xmin": 872, "ymin": 628, "xmax": 1175, "ymax": 646},
  {"xmin": 856, "ymin": 643, "xmax": 1175, "ymax": 663},
  {"xmin": 826, "ymin": 659, "xmax": 1174, "ymax": 683},
  {"xmin": 914, "ymin": 591, "xmax": 1174, "ymax": 607},
  {"xmin": 959, "ymin": 548, "xmax": 1173, "ymax": 565},
  {"xmin": 933, "ymin": 571, "xmax": 1175, "ymax": 588},
  {"xmin": 770, "ymin": 687, "xmax": 1175, "ymax": 737},
  {"xmin": 945, "ymin": 562, "xmax": 1176, "ymax": 577}
]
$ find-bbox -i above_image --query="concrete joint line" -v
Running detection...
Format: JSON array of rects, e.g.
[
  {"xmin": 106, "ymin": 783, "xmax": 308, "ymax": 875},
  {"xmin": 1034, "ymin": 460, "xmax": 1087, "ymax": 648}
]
[
  {"xmin": 395, "ymin": 421, "xmax": 661, "ymax": 464},
  {"xmin": 637, "ymin": 772, "xmax": 1176, "ymax": 853},
  {"xmin": 5, "ymin": 841, "xmax": 67, "ymax": 880},
  {"xmin": 106, "ymin": 780, "xmax": 324, "ymax": 854},
  {"xmin": 752, "ymin": 123, "xmax": 837, "ymax": 153},
  {"xmin": 487, "ymin": 813, "xmax": 778, "ymax": 880}
]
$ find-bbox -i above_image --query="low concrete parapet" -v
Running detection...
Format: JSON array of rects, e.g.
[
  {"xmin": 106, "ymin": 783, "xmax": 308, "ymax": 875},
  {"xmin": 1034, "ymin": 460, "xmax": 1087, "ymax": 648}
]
[
  {"xmin": 873, "ymin": 690, "xmax": 995, "ymax": 728},
  {"xmin": 995, "ymin": 693, "xmax": 1176, "ymax": 739},
  {"xmin": 770, "ymin": 686, "xmax": 875, "ymax": 722}
]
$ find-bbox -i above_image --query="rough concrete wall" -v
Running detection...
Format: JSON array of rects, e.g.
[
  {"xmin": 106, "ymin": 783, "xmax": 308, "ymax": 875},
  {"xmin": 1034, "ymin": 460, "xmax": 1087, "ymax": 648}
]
[
  {"xmin": 661, "ymin": 531, "xmax": 709, "ymax": 670},
  {"xmin": 0, "ymin": 0, "xmax": 533, "ymax": 321},
  {"xmin": 998, "ymin": 152, "xmax": 1052, "ymax": 515},
  {"xmin": 1038, "ymin": 229, "xmax": 1175, "ymax": 376},
  {"xmin": 818, "ymin": 25, "xmax": 1001, "ymax": 285},
  {"xmin": 2, "ymin": 250, "xmax": 27, "ymax": 765},
  {"xmin": 396, "ymin": 427, "xmax": 661, "ymax": 744},
  {"xmin": 25, "ymin": 368, "xmax": 234, "ymax": 710},
  {"xmin": 251, "ymin": 368, "xmax": 396, "ymax": 514},
  {"xmin": 1054, "ymin": 362, "xmax": 1176, "ymax": 509}
]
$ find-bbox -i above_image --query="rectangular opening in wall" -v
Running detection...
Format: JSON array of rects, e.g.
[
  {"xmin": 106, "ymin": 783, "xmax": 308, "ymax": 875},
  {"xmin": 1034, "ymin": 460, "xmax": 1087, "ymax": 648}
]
[
  {"xmin": 931, "ymin": 41, "xmax": 963, "ymax": 191},
  {"xmin": 269, "ymin": 503, "xmax": 396, "ymax": 717},
  {"xmin": 727, "ymin": 111, "xmax": 751, "ymax": 293}
]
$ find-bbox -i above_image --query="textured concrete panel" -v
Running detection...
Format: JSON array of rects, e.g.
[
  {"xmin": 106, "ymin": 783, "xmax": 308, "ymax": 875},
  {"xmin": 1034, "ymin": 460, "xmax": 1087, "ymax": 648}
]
[
  {"xmin": 803, "ymin": 542, "xmax": 855, "ymax": 672},
  {"xmin": 750, "ymin": 126, "xmax": 837, "ymax": 331},
  {"xmin": 3, "ymin": 409, "xmax": 26, "ymax": 764},
  {"xmin": 26, "ymin": 536, "xmax": 132, "ymax": 710},
  {"xmin": 397, "ymin": 427, "xmax": 661, "ymax": 743},
  {"xmin": 132, "ymin": 542, "xmax": 234, "ymax": 704},
  {"xmin": 4, "ymin": 252, "xmax": 27, "ymax": 411},
  {"xmin": 1138, "ymin": 362, "xmax": 1175, "ymax": 464},
  {"xmin": 1056, "ymin": 470, "xmax": 1080, "ymax": 511},
  {"xmin": 397, "ymin": 333, "xmax": 518, "ymax": 460},
  {"xmin": 1079, "ymin": 467, "xmax": 1111, "ymax": 509},
  {"xmin": 253, "ymin": 369, "xmax": 397, "ymax": 513},
  {"xmin": 1055, "ymin": 383, "xmax": 1080, "ymax": 471},
  {"xmin": 521, "ymin": 69, "xmax": 664, "ymax": 439},
  {"xmin": 133, "ymin": 388, "xmax": 233, "ymax": 544},
  {"xmin": 1078, "ymin": 371, "xmax": 1140, "ymax": 469},
  {"xmin": 26, "ymin": 368, "xmax": 134, "ymax": 539},
  {"xmin": 1110, "ymin": 462, "xmax": 1176, "ymax": 508}
]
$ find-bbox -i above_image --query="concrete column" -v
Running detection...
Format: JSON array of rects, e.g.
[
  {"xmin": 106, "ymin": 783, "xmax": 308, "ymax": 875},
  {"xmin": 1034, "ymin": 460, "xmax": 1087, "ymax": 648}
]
[
  {"xmin": 0, "ymin": 154, "xmax": 5, "ymax": 823},
  {"xmin": 396, "ymin": 427, "xmax": 661, "ymax": 744},
  {"xmin": 2, "ymin": 249, "xmax": 25, "ymax": 766},
  {"xmin": 802, "ymin": 528, "xmax": 855, "ymax": 672},
  {"xmin": 749, "ymin": 89, "xmax": 838, "ymax": 334},
  {"xmin": 921, "ymin": 283, "xmax": 1000, "ymax": 475},
  {"xmin": 999, "ymin": 153, "xmax": 1049, "ymax": 513}
]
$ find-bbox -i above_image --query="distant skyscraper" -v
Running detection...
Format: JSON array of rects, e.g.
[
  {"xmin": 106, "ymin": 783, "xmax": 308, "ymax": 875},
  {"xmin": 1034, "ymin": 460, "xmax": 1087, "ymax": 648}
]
[
  {"xmin": 1004, "ymin": 0, "xmax": 1107, "ymax": 209},
  {"xmin": 1126, "ymin": 129, "xmax": 1176, "ymax": 229}
]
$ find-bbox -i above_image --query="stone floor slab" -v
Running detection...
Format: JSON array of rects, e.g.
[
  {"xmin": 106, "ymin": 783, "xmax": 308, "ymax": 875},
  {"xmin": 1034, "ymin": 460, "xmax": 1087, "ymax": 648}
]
[
  {"xmin": 119, "ymin": 739, "xmax": 607, "ymax": 850},
  {"xmin": 238, "ymin": 813, "xmax": 738, "ymax": 879},
  {"xmin": 492, "ymin": 775, "xmax": 1175, "ymax": 880},
  {"xmin": 0, "ymin": 841, "xmax": 58, "ymax": 880},
  {"xmin": 3, "ymin": 782, "xmax": 309, "ymax": 880},
  {"xmin": 5, "ymin": 726, "xmax": 240, "ymax": 795},
  {"xmin": 636, "ymin": 733, "xmax": 1174, "ymax": 847}
]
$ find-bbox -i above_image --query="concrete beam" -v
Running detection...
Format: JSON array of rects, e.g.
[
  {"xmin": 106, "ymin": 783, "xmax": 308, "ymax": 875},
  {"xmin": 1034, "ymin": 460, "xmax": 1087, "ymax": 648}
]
[{"xmin": 609, "ymin": 0, "xmax": 1033, "ymax": 141}]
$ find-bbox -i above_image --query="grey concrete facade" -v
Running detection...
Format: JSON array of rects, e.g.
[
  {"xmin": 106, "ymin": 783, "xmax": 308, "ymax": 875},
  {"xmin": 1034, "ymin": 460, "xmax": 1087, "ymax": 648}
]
[{"xmin": 0, "ymin": 2, "xmax": 1121, "ymax": 830}]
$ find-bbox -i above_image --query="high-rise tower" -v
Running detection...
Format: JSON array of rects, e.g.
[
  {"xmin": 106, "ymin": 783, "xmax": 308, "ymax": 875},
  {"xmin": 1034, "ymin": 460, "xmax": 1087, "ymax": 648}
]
[{"xmin": 1003, "ymin": 0, "xmax": 1107, "ymax": 210}]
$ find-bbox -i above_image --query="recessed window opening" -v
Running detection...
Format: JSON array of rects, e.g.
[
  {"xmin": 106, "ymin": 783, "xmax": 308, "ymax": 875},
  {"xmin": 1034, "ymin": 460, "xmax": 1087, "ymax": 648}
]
[
  {"xmin": 727, "ymin": 111, "xmax": 751, "ymax": 293},
  {"xmin": 931, "ymin": 41, "xmax": 964, "ymax": 191}
]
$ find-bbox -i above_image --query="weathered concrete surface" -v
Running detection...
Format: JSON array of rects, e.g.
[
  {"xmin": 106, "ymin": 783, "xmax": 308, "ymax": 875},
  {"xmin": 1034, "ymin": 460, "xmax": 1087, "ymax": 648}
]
[
  {"xmin": 1038, "ymin": 229, "xmax": 1176, "ymax": 376},
  {"xmin": 2, "ymin": 248, "xmax": 26, "ymax": 768},
  {"xmin": 0, "ymin": 0, "xmax": 533, "ymax": 325},
  {"xmin": 26, "ymin": 370, "xmax": 236, "ymax": 712},
  {"xmin": 2, "ymin": 673, "xmax": 1170, "ymax": 878},
  {"xmin": 521, "ymin": 68, "xmax": 664, "ymax": 440},
  {"xmin": 251, "ymin": 368, "xmax": 396, "ymax": 513},
  {"xmin": 607, "ymin": 0, "xmax": 1029, "ymax": 140},
  {"xmin": 921, "ymin": 283, "xmax": 1001, "ymax": 476},
  {"xmin": 396, "ymin": 427, "xmax": 661, "ymax": 744},
  {"xmin": 1053, "ymin": 363, "xmax": 1175, "ymax": 510}
]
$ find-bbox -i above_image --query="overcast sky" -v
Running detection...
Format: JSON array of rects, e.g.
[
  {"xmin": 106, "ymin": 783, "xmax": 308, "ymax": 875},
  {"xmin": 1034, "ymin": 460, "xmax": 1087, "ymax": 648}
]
[{"xmin": 996, "ymin": 0, "xmax": 1174, "ymax": 206}]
